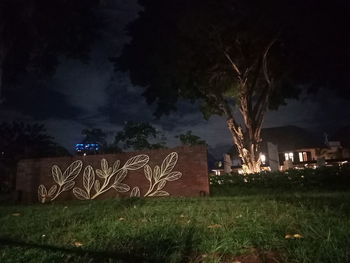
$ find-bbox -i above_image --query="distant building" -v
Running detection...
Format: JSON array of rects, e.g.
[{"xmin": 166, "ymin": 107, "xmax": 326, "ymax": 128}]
[
  {"xmin": 212, "ymin": 125, "xmax": 350, "ymax": 174},
  {"xmin": 75, "ymin": 143, "xmax": 101, "ymax": 155}
]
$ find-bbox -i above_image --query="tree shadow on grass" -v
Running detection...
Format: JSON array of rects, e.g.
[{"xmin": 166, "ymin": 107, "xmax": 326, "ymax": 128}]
[{"xmin": 0, "ymin": 225, "xmax": 196, "ymax": 263}]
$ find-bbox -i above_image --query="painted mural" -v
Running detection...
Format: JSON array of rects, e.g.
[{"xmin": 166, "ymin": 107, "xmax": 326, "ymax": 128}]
[{"xmin": 37, "ymin": 152, "xmax": 182, "ymax": 203}]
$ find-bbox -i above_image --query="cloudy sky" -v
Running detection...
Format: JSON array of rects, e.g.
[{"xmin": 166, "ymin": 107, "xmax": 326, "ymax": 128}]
[{"xmin": 1, "ymin": 0, "xmax": 350, "ymax": 157}]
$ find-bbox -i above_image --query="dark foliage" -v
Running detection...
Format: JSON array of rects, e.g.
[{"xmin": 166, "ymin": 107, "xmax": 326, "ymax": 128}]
[
  {"xmin": 210, "ymin": 166, "xmax": 350, "ymax": 191},
  {"xmin": 0, "ymin": 0, "xmax": 101, "ymax": 102},
  {"xmin": 114, "ymin": 121, "xmax": 167, "ymax": 151},
  {"xmin": 0, "ymin": 121, "xmax": 69, "ymax": 193}
]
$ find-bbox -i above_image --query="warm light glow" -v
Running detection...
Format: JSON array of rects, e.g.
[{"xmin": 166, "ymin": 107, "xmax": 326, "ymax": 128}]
[
  {"xmin": 285, "ymin": 152, "xmax": 294, "ymax": 162},
  {"xmin": 298, "ymin": 152, "xmax": 308, "ymax": 162},
  {"xmin": 260, "ymin": 153, "xmax": 266, "ymax": 164}
]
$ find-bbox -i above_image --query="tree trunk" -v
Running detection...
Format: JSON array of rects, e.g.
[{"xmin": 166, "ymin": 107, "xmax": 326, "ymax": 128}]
[{"xmin": 226, "ymin": 117, "xmax": 262, "ymax": 174}]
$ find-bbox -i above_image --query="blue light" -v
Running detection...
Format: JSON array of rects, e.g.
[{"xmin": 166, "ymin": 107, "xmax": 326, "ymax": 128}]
[{"xmin": 75, "ymin": 143, "xmax": 101, "ymax": 153}]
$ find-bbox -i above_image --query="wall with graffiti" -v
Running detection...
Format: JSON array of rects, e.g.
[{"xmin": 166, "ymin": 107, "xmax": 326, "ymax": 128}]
[{"xmin": 16, "ymin": 146, "xmax": 209, "ymax": 202}]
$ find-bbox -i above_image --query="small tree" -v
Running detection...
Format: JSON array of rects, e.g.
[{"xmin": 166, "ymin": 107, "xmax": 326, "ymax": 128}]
[
  {"xmin": 0, "ymin": 121, "xmax": 69, "ymax": 192},
  {"xmin": 114, "ymin": 121, "xmax": 167, "ymax": 151},
  {"xmin": 175, "ymin": 131, "xmax": 206, "ymax": 147}
]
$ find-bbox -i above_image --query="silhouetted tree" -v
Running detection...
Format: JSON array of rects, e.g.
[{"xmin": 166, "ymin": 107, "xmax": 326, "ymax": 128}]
[
  {"xmin": 0, "ymin": 121, "xmax": 69, "ymax": 192},
  {"xmin": 82, "ymin": 128, "xmax": 107, "ymax": 146},
  {"xmin": 115, "ymin": 121, "xmax": 166, "ymax": 151},
  {"xmin": 175, "ymin": 131, "xmax": 207, "ymax": 146}
]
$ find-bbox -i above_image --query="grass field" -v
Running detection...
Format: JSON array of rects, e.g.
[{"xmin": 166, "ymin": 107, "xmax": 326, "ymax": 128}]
[{"xmin": 0, "ymin": 188, "xmax": 349, "ymax": 262}]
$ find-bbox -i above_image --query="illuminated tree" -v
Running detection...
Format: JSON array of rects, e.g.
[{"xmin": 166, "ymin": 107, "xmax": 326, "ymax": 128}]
[{"xmin": 116, "ymin": 0, "xmax": 348, "ymax": 173}]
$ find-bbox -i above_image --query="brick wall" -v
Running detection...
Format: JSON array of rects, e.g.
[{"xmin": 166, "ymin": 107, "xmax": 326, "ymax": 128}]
[{"xmin": 16, "ymin": 146, "xmax": 209, "ymax": 203}]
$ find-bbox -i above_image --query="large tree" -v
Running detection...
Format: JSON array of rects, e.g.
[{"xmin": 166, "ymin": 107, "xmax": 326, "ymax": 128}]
[
  {"xmin": 116, "ymin": 0, "xmax": 349, "ymax": 173},
  {"xmin": 0, "ymin": 0, "xmax": 100, "ymax": 103}
]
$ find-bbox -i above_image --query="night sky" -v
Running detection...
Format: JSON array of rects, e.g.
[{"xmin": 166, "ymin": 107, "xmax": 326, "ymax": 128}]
[{"xmin": 1, "ymin": 0, "xmax": 350, "ymax": 157}]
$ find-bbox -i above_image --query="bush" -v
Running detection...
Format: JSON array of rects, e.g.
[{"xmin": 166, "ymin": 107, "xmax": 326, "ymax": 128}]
[{"xmin": 210, "ymin": 166, "xmax": 350, "ymax": 191}]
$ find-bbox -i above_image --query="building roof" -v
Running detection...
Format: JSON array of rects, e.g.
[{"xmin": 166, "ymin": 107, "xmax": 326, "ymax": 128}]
[{"xmin": 261, "ymin": 125, "xmax": 324, "ymax": 152}]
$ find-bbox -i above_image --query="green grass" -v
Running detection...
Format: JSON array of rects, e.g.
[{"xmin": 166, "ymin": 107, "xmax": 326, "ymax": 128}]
[{"xmin": 1, "ymin": 189, "xmax": 350, "ymax": 262}]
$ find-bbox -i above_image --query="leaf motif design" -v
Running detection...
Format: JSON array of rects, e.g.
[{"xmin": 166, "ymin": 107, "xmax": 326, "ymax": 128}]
[
  {"xmin": 113, "ymin": 160, "xmax": 120, "ymax": 173},
  {"xmin": 130, "ymin": 187, "xmax": 140, "ymax": 197},
  {"xmin": 157, "ymin": 179, "xmax": 166, "ymax": 191},
  {"xmin": 38, "ymin": 185, "xmax": 47, "ymax": 202},
  {"xmin": 62, "ymin": 181, "xmax": 75, "ymax": 192},
  {"xmin": 52, "ymin": 165, "xmax": 63, "ymax": 186},
  {"xmin": 101, "ymin": 159, "xmax": 108, "ymax": 172},
  {"xmin": 165, "ymin": 171, "xmax": 182, "ymax": 181},
  {"xmin": 107, "ymin": 167, "xmax": 113, "ymax": 176},
  {"xmin": 152, "ymin": 190, "xmax": 169, "ymax": 196},
  {"xmin": 94, "ymin": 180, "xmax": 100, "ymax": 192},
  {"xmin": 73, "ymin": 187, "xmax": 89, "ymax": 200},
  {"xmin": 63, "ymin": 160, "xmax": 82, "ymax": 182},
  {"xmin": 48, "ymin": 185, "xmax": 57, "ymax": 197},
  {"xmin": 83, "ymin": 165, "xmax": 95, "ymax": 193},
  {"xmin": 144, "ymin": 165, "xmax": 152, "ymax": 182},
  {"xmin": 114, "ymin": 169, "xmax": 127, "ymax": 184},
  {"xmin": 124, "ymin": 155, "xmax": 149, "ymax": 170},
  {"xmin": 160, "ymin": 152, "xmax": 178, "ymax": 176},
  {"xmin": 96, "ymin": 169, "xmax": 106, "ymax": 178},
  {"xmin": 112, "ymin": 183, "xmax": 130, "ymax": 192},
  {"xmin": 153, "ymin": 165, "xmax": 160, "ymax": 182}
]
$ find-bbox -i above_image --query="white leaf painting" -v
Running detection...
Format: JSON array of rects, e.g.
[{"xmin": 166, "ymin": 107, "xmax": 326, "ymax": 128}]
[
  {"xmin": 63, "ymin": 160, "xmax": 83, "ymax": 182},
  {"xmin": 153, "ymin": 165, "xmax": 160, "ymax": 182},
  {"xmin": 37, "ymin": 151, "xmax": 182, "ymax": 202},
  {"xmin": 73, "ymin": 187, "xmax": 89, "ymax": 200},
  {"xmin": 166, "ymin": 171, "xmax": 182, "ymax": 181},
  {"xmin": 130, "ymin": 187, "xmax": 140, "ymax": 197},
  {"xmin": 83, "ymin": 165, "xmax": 95, "ymax": 195},
  {"xmin": 151, "ymin": 190, "xmax": 169, "ymax": 197},
  {"xmin": 48, "ymin": 185, "xmax": 57, "ymax": 197},
  {"xmin": 38, "ymin": 185, "xmax": 47, "ymax": 203},
  {"xmin": 144, "ymin": 152, "xmax": 181, "ymax": 197},
  {"xmin": 52, "ymin": 165, "xmax": 63, "ymax": 186},
  {"xmin": 124, "ymin": 155, "xmax": 149, "ymax": 170},
  {"xmin": 114, "ymin": 169, "xmax": 127, "ymax": 184},
  {"xmin": 144, "ymin": 165, "xmax": 152, "ymax": 182},
  {"xmin": 157, "ymin": 180, "xmax": 166, "ymax": 191},
  {"xmin": 62, "ymin": 181, "xmax": 75, "ymax": 192},
  {"xmin": 101, "ymin": 159, "xmax": 108, "ymax": 173},
  {"xmin": 94, "ymin": 180, "xmax": 100, "ymax": 192},
  {"xmin": 112, "ymin": 183, "xmax": 130, "ymax": 193},
  {"xmin": 160, "ymin": 152, "xmax": 178, "ymax": 177}
]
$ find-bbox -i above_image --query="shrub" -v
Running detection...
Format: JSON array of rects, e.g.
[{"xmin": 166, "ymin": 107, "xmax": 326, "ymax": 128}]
[{"xmin": 210, "ymin": 166, "xmax": 350, "ymax": 191}]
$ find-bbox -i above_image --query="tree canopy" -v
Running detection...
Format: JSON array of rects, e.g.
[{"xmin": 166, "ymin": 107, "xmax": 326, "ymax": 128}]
[
  {"xmin": 116, "ymin": 0, "xmax": 349, "ymax": 172},
  {"xmin": 0, "ymin": 0, "xmax": 101, "ymax": 103},
  {"xmin": 175, "ymin": 131, "xmax": 207, "ymax": 146},
  {"xmin": 115, "ymin": 121, "xmax": 166, "ymax": 151}
]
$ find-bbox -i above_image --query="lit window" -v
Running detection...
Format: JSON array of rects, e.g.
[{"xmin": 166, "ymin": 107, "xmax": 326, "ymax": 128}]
[
  {"xmin": 285, "ymin": 152, "xmax": 294, "ymax": 162},
  {"xmin": 289, "ymin": 152, "xmax": 294, "ymax": 162},
  {"xmin": 298, "ymin": 152, "xmax": 308, "ymax": 162}
]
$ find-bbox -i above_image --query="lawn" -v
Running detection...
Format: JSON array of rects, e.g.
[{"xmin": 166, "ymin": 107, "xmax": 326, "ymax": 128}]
[{"xmin": 0, "ymin": 189, "xmax": 349, "ymax": 262}]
